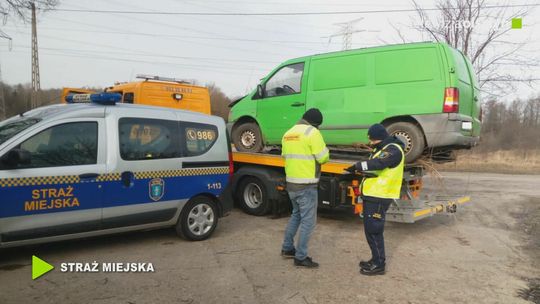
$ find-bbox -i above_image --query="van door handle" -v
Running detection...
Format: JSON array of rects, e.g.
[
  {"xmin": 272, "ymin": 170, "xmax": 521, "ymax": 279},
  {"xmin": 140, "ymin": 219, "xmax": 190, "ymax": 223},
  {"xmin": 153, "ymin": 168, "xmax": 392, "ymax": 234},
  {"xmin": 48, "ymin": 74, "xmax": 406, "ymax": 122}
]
[
  {"xmin": 121, "ymin": 171, "xmax": 134, "ymax": 188},
  {"xmin": 474, "ymin": 96, "xmax": 478, "ymax": 102},
  {"xmin": 79, "ymin": 173, "xmax": 99, "ymax": 179},
  {"xmin": 291, "ymin": 102, "xmax": 305, "ymax": 107}
]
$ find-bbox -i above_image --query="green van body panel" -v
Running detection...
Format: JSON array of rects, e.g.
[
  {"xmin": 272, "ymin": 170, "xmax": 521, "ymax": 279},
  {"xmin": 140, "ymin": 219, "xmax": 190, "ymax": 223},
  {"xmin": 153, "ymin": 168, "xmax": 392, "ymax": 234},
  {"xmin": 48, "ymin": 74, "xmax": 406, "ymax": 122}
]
[{"xmin": 229, "ymin": 42, "xmax": 481, "ymax": 149}]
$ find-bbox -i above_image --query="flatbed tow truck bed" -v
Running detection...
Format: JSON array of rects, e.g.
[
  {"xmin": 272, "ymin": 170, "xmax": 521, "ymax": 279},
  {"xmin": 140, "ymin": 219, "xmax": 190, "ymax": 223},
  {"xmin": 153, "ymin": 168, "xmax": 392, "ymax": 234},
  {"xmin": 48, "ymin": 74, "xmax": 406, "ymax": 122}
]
[{"xmin": 229, "ymin": 151, "xmax": 471, "ymax": 223}]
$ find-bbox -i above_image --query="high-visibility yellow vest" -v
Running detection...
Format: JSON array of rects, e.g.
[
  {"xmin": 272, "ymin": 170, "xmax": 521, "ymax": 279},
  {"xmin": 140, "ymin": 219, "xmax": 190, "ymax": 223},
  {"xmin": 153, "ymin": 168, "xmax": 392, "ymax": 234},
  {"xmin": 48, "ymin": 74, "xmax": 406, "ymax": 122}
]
[
  {"xmin": 282, "ymin": 123, "xmax": 329, "ymax": 184},
  {"xmin": 362, "ymin": 143, "xmax": 405, "ymax": 199}
]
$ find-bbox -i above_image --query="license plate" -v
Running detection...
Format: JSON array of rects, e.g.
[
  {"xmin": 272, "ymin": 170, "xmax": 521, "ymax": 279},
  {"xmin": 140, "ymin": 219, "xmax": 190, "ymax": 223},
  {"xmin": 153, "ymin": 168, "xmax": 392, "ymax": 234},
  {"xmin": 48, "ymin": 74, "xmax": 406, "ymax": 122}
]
[{"xmin": 462, "ymin": 121, "xmax": 473, "ymax": 130}]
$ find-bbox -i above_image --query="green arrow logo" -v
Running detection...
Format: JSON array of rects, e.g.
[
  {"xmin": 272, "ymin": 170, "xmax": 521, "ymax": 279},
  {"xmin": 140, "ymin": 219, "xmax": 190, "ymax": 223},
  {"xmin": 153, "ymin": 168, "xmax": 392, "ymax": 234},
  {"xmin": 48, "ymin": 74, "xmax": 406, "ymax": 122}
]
[{"xmin": 32, "ymin": 255, "xmax": 54, "ymax": 280}]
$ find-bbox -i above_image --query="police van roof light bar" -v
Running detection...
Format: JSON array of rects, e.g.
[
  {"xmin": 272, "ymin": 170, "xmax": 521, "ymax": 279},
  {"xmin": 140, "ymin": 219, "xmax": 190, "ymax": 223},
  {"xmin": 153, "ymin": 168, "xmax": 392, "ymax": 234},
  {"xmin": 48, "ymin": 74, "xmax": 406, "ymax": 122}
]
[{"xmin": 65, "ymin": 93, "xmax": 122, "ymax": 105}]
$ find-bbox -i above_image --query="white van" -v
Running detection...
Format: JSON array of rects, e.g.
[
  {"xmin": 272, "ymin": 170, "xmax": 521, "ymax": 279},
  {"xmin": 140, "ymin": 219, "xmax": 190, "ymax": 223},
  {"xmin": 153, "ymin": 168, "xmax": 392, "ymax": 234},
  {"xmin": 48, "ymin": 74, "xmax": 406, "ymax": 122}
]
[{"xmin": 0, "ymin": 94, "xmax": 232, "ymax": 247}]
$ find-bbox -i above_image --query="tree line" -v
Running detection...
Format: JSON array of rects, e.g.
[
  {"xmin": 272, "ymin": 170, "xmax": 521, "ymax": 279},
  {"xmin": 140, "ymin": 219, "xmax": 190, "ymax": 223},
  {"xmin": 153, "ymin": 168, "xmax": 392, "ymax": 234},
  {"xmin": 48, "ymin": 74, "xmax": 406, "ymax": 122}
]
[{"xmin": 480, "ymin": 96, "xmax": 540, "ymax": 151}]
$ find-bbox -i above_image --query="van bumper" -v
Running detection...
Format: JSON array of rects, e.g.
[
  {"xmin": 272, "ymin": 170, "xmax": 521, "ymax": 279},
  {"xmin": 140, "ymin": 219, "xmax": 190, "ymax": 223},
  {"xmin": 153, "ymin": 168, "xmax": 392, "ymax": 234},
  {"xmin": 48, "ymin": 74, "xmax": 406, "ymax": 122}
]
[{"xmin": 412, "ymin": 113, "xmax": 480, "ymax": 149}]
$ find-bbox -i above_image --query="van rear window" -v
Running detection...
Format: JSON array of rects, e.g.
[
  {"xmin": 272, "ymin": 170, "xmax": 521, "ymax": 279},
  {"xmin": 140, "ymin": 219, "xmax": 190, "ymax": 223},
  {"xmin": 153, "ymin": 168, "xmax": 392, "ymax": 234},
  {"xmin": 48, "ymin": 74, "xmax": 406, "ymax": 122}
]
[
  {"xmin": 181, "ymin": 123, "xmax": 218, "ymax": 157},
  {"xmin": 119, "ymin": 118, "xmax": 181, "ymax": 161}
]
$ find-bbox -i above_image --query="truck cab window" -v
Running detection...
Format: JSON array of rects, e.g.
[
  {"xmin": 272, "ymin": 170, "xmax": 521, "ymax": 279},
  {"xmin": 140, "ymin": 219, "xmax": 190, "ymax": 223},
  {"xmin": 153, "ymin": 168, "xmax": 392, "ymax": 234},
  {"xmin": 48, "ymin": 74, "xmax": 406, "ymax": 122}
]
[
  {"xmin": 264, "ymin": 63, "xmax": 304, "ymax": 98},
  {"xmin": 123, "ymin": 93, "xmax": 134, "ymax": 104}
]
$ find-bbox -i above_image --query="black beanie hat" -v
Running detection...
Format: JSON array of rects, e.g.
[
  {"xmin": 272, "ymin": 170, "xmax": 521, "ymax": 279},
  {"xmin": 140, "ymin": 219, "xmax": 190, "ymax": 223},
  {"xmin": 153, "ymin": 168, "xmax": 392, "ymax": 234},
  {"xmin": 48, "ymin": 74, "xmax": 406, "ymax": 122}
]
[
  {"xmin": 368, "ymin": 124, "xmax": 389, "ymax": 140},
  {"xmin": 302, "ymin": 108, "xmax": 323, "ymax": 126}
]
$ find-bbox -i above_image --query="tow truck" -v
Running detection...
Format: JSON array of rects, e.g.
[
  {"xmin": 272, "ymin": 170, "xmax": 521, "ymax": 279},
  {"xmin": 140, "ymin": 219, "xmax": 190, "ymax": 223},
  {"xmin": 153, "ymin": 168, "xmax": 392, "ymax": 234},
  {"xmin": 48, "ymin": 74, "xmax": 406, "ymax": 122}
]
[{"xmin": 228, "ymin": 151, "xmax": 470, "ymax": 223}]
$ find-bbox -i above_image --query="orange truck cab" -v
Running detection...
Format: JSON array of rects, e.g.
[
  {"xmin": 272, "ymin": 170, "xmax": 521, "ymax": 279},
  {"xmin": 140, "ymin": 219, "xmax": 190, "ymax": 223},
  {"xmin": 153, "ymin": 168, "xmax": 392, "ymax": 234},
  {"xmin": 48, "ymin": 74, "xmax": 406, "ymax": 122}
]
[{"xmin": 62, "ymin": 75, "xmax": 211, "ymax": 115}]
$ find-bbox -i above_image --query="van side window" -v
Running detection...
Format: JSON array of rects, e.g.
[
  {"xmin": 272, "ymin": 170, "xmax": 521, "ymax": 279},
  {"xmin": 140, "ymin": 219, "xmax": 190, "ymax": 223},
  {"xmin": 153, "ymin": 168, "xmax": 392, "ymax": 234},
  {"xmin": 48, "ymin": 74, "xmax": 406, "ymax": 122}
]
[
  {"xmin": 4, "ymin": 122, "xmax": 98, "ymax": 169},
  {"xmin": 181, "ymin": 123, "xmax": 218, "ymax": 156},
  {"xmin": 264, "ymin": 62, "xmax": 304, "ymax": 97},
  {"xmin": 119, "ymin": 118, "xmax": 180, "ymax": 161}
]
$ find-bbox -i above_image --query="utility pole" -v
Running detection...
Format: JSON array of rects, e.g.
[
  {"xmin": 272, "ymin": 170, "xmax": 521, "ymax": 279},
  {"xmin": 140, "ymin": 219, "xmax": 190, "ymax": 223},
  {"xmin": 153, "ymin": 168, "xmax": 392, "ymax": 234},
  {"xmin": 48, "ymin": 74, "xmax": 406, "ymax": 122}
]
[
  {"xmin": 0, "ymin": 27, "xmax": 11, "ymax": 120},
  {"xmin": 31, "ymin": 1, "xmax": 41, "ymax": 109},
  {"xmin": 325, "ymin": 18, "xmax": 379, "ymax": 50},
  {"xmin": 0, "ymin": 64, "xmax": 6, "ymax": 120}
]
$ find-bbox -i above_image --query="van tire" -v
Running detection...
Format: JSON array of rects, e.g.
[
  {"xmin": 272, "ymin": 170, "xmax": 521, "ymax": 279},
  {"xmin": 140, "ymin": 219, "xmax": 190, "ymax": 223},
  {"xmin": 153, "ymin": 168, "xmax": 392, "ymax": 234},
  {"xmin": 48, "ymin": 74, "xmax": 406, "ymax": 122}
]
[
  {"xmin": 386, "ymin": 122, "xmax": 425, "ymax": 163},
  {"xmin": 232, "ymin": 122, "xmax": 264, "ymax": 152},
  {"xmin": 237, "ymin": 176, "xmax": 271, "ymax": 216},
  {"xmin": 176, "ymin": 196, "xmax": 218, "ymax": 241}
]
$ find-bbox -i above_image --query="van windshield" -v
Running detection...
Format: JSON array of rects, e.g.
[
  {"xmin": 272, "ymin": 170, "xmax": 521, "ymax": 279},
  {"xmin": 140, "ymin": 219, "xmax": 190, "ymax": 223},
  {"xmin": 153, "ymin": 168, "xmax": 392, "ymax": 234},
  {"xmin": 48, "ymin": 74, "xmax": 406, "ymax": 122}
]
[{"xmin": 0, "ymin": 117, "xmax": 41, "ymax": 145}]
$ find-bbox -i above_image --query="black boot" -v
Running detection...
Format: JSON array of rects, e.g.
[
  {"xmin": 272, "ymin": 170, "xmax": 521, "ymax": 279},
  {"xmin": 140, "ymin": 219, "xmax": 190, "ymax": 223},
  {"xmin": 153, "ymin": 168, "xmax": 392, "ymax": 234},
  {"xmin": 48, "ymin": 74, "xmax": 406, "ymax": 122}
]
[
  {"xmin": 281, "ymin": 249, "xmax": 296, "ymax": 259},
  {"xmin": 294, "ymin": 257, "xmax": 319, "ymax": 268},
  {"xmin": 360, "ymin": 263, "xmax": 385, "ymax": 275},
  {"xmin": 359, "ymin": 259, "xmax": 373, "ymax": 269}
]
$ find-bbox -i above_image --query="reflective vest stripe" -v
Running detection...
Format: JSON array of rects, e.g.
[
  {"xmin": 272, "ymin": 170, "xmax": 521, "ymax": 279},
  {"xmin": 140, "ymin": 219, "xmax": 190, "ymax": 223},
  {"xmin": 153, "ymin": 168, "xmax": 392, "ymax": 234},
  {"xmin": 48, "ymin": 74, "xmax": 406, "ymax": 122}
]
[
  {"xmin": 283, "ymin": 154, "xmax": 315, "ymax": 160},
  {"xmin": 314, "ymin": 147, "xmax": 329, "ymax": 162},
  {"xmin": 286, "ymin": 176, "xmax": 320, "ymax": 184}
]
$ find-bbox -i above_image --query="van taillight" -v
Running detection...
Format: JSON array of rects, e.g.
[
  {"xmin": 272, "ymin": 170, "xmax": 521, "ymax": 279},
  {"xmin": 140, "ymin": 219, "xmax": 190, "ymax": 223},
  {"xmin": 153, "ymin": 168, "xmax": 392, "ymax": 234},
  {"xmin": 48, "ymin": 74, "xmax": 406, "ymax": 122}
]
[
  {"xmin": 443, "ymin": 87, "xmax": 459, "ymax": 113},
  {"xmin": 228, "ymin": 152, "xmax": 234, "ymax": 181}
]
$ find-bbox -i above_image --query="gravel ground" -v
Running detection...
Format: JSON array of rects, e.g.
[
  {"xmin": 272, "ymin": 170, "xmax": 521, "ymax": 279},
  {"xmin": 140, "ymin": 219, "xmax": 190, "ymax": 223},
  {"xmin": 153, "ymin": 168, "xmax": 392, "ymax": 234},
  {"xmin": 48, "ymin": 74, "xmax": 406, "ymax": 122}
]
[{"xmin": 0, "ymin": 172, "xmax": 539, "ymax": 304}]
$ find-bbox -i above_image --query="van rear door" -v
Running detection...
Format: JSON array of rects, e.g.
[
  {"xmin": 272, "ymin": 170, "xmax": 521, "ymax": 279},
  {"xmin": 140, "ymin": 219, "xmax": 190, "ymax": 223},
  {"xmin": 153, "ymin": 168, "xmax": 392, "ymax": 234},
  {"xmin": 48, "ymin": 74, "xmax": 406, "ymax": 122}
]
[{"xmin": 449, "ymin": 48, "xmax": 475, "ymax": 119}]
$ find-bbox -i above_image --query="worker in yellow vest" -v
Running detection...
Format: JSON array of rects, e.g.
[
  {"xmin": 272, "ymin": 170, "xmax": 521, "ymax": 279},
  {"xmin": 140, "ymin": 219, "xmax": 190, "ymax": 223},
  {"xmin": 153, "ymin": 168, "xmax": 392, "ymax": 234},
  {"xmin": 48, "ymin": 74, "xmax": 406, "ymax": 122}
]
[
  {"xmin": 345, "ymin": 124, "xmax": 405, "ymax": 275},
  {"xmin": 280, "ymin": 108, "xmax": 329, "ymax": 268}
]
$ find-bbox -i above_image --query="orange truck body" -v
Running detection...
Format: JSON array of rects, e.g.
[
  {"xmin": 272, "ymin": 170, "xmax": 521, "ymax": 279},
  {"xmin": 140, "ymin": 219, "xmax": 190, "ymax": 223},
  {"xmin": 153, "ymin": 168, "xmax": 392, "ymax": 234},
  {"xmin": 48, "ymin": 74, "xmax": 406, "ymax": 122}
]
[{"xmin": 62, "ymin": 79, "xmax": 211, "ymax": 115}]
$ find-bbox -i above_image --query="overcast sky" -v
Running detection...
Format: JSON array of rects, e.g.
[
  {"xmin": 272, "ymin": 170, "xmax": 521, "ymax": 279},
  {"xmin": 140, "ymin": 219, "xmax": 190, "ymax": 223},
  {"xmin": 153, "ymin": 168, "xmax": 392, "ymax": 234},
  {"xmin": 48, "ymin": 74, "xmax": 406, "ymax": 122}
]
[{"xmin": 0, "ymin": 0, "xmax": 538, "ymax": 101}]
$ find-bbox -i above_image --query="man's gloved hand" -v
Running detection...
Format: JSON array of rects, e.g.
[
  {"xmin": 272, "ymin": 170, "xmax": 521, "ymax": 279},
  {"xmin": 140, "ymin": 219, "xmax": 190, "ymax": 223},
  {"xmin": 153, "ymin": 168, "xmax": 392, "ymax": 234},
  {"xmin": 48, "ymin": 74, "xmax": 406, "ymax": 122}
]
[{"xmin": 344, "ymin": 164, "xmax": 357, "ymax": 173}]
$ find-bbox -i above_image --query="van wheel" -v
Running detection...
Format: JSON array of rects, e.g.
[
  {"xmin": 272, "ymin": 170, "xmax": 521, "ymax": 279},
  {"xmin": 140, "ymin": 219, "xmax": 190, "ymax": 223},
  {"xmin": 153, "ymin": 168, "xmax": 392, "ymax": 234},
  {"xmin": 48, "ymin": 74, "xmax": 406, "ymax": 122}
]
[
  {"xmin": 176, "ymin": 196, "xmax": 218, "ymax": 241},
  {"xmin": 233, "ymin": 122, "xmax": 263, "ymax": 152},
  {"xmin": 386, "ymin": 122, "xmax": 425, "ymax": 163},
  {"xmin": 237, "ymin": 176, "xmax": 271, "ymax": 216}
]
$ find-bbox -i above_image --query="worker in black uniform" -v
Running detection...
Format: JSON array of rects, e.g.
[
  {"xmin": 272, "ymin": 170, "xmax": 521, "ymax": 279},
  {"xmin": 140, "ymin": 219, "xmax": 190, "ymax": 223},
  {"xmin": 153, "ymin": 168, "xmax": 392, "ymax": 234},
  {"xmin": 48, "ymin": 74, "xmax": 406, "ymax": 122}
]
[{"xmin": 345, "ymin": 124, "xmax": 405, "ymax": 275}]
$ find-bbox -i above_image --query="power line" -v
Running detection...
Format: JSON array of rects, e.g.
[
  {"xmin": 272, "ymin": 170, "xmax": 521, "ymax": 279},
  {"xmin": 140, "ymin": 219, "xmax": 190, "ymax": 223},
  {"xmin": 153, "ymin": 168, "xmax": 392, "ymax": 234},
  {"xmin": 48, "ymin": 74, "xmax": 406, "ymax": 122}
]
[
  {"xmin": 51, "ymin": 4, "xmax": 540, "ymax": 16},
  {"xmin": 6, "ymin": 43, "xmax": 275, "ymax": 69},
  {"xmin": 2, "ymin": 25, "xmax": 340, "ymax": 46},
  {"xmin": 0, "ymin": 49, "xmax": 268, "ymax": 75}
]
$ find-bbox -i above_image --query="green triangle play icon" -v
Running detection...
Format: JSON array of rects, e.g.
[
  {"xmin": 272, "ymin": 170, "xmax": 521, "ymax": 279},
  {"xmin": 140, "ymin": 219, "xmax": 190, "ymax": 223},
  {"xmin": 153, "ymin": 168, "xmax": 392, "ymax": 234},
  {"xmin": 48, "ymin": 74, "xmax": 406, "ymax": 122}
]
[{"xmin": 32, "ymin": 255, "xmax": 54, "ymax": 280}]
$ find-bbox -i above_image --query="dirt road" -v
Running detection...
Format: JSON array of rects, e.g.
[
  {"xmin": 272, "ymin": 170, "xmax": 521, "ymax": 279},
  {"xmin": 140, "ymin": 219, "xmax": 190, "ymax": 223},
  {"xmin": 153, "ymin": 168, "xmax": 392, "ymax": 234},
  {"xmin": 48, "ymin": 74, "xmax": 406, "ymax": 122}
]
[{"xmin": 1, "ymin": 172, "xmax": 539, "ymax": 304}]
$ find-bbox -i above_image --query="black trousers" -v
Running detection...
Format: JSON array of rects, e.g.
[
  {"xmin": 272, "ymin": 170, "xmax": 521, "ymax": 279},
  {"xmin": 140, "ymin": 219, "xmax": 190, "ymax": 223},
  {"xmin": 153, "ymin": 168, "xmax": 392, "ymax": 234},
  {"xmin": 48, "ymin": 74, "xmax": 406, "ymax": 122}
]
[{"xmin": 362, "ymin": 197, "xmax": 392, "ymax": 266}]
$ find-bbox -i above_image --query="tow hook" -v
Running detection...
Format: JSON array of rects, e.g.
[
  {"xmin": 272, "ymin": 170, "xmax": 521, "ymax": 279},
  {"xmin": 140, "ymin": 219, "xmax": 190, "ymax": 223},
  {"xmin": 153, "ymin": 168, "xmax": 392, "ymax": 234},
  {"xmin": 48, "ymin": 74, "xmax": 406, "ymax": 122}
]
[{"xmin": 446, "ymin": 203, "xmax": 457, "ymax": 213}]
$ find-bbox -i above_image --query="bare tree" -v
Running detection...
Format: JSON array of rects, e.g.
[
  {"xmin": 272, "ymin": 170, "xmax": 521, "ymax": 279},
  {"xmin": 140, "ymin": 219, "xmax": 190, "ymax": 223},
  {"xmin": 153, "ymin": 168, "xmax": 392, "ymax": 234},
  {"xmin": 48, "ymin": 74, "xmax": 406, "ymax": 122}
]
[
  {"xmin": 0, "ymin": 0, "xmax": 58, "ymax": 23},
  {"xmin": 206, "ymin": 83, "xmax": 231, "ymax": 121},
  {"xmin": 411, "ymin": 0, "xmax": 538, "ymax": 95}
]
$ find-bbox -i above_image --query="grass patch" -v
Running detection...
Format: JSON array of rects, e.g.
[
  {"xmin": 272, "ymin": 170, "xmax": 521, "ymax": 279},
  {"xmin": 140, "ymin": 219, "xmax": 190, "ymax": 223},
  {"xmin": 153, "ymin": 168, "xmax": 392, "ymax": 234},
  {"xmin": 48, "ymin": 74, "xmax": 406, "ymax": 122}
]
[{"xmin": 435, "ymin": 150, "xmax": 540, "ymax": 174}]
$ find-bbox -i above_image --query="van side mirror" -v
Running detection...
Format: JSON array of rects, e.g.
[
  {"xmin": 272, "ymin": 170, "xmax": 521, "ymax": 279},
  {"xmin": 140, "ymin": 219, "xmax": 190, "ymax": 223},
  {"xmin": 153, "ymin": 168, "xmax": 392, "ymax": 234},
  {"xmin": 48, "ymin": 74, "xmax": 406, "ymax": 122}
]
[
  {"xmin": 1, "ymin": 149, "xmax": 31, "ymax": 167},
  {"xmin": 255, "ymin": 84, "xmax": 265, "ymax": 99}
]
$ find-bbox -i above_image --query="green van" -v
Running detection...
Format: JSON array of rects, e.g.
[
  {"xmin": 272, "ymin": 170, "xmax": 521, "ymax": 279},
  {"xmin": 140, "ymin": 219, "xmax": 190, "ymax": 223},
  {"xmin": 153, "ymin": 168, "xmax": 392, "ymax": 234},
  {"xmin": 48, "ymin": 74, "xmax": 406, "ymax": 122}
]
[{"xmin": 228, "ymin": 42, "xmax": 481, "ymax": 162}]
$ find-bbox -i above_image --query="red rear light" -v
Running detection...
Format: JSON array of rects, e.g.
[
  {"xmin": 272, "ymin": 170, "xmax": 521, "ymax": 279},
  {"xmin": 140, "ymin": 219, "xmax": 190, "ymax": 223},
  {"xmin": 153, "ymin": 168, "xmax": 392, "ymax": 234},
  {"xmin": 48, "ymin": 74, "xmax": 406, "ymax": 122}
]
[
  {"xmin": 443, "ymin": 87, "xmax": 459, "ymax": 113},
  {"xmin": 228, "ymin": 152, "xmax": 234, "ymax": 181}
]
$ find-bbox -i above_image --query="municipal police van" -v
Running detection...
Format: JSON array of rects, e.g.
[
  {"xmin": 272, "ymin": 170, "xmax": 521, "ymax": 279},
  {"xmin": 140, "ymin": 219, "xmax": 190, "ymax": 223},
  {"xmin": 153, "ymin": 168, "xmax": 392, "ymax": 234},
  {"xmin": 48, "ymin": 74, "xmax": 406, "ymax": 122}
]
[{"xmin": 0, "ymin": 93, "xmax": 233, "ymax": 247}]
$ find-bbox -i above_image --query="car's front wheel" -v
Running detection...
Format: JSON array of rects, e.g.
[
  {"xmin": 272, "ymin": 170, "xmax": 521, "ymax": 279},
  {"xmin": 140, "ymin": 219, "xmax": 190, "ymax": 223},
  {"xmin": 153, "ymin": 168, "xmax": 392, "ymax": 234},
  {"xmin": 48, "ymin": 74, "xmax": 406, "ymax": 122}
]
[{"xmin": 232, "ymin": 122, "xmax": 264, "ymax": 152}]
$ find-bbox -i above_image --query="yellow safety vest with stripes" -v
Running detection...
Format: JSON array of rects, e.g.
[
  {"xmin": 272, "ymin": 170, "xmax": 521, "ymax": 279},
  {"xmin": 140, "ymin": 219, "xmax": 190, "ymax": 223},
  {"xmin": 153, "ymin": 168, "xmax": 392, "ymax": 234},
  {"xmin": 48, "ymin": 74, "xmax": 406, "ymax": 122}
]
[
  {"xmin": 362, "ymin": 143, "xmax": 405, "ymax": 199},
  {"xmin": 282, "ymin": 123, "xmax": 330, "ymax": 184}
]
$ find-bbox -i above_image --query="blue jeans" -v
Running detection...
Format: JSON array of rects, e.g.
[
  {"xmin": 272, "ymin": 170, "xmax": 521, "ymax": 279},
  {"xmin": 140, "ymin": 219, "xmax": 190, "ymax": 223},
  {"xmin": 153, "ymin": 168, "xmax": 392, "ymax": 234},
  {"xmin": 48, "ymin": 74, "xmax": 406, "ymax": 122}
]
[{"xmin": 281, "ymin": 185, "xmax": 318, "ymax": 260}]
